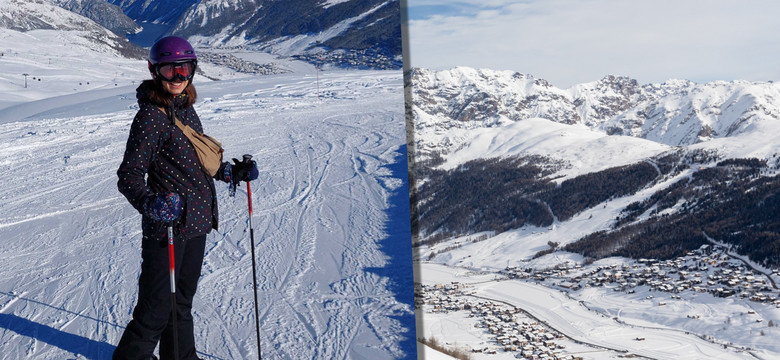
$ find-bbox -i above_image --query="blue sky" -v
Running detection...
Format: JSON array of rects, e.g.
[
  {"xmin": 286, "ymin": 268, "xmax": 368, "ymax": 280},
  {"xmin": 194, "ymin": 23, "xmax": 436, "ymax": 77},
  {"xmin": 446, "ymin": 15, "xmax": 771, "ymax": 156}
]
[
  {"xmin": 403, "ymin": 0, "xmax": 780, "ymax": 88},
  {"xmin": 406, "ymin": 2, "xmax": 504, "ymax": 20}
]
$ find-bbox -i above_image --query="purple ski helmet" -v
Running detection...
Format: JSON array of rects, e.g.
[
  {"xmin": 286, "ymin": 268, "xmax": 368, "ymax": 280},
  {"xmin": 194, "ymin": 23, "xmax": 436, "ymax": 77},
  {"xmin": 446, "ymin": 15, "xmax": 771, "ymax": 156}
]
[{"xmin": 149, "ymin": 36, "xmax": 197, "ymax": 65}]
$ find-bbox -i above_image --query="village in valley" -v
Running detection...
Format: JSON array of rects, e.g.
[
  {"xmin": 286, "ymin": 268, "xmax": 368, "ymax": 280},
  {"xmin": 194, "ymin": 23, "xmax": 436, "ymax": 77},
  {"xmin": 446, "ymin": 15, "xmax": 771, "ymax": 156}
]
[
  {"xmin": 417, "ymin": 281, "xmax": 583, "ymax": 360},
  {"xmin": 515, "ymin": 245, "xmax": 780, "ymax": 310},
  {"xmin": 416, "ymin": 244, "xmax": 780, "ymax": 359}
]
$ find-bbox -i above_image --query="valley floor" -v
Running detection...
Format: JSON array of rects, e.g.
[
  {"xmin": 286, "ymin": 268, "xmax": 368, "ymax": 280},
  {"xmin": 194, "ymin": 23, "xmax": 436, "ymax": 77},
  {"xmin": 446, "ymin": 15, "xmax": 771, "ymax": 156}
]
[{"xmin": 417, "ymin": 262, "xmax": 780, "ymax": 360}]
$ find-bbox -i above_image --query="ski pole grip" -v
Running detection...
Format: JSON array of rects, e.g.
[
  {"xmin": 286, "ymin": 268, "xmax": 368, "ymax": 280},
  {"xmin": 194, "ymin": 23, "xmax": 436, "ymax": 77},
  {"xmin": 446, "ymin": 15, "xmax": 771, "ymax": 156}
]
[{"xmin": 243, "ymin": 154, "xmax": 253, "ymax": 164}]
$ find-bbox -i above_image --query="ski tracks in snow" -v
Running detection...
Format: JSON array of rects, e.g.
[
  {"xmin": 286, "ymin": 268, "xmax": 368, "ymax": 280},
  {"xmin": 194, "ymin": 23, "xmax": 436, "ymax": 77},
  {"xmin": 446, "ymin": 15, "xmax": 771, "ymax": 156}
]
[
  {"xmin": 0, "ymin": 112, "xmax": 142, "ymax": 359},
  {"xmin": 193, "ymin": 72, "xmax": 411, "ymax": 359}
]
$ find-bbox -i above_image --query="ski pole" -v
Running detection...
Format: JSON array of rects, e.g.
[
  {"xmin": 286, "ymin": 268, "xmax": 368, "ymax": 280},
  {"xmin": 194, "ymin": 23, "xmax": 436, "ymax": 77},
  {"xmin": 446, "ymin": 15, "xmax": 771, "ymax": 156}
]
[
  {"xmin": 168, "ymin": 225, "xmax": 180, "ymax": 360},
  {"xmin": 243, "ymin": 154, "xmax": 262, "ymax": 360}
]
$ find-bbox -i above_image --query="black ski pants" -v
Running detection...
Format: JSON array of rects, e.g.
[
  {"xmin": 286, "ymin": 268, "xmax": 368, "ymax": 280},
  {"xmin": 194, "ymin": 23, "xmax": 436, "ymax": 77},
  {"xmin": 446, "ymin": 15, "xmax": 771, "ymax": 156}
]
[{"xmin": 113, "ymin": 232, "xmax": 206, "ymax": 360}]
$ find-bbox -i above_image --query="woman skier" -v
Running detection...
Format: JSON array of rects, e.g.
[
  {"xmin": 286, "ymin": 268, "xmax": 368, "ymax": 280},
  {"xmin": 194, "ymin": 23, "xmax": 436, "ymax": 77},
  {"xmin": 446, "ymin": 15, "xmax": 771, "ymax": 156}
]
[{"xmin": 114, "ymin": 36, "xmax": 258, "ymax": 359}]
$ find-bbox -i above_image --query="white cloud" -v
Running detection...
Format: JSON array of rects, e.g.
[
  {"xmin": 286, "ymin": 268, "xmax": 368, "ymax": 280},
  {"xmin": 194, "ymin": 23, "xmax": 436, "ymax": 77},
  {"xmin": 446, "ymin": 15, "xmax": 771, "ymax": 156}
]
[{"xmin": 406, "ymin": 0, "xmax": 780, "ymax": 87}]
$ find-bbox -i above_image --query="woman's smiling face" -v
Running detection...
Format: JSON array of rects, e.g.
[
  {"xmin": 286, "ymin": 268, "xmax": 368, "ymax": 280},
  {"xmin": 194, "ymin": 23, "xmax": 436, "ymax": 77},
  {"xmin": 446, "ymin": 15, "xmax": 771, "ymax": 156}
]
[{"xmin": 162, "ymin": 79, "xmax": 187, "ymax": 96}]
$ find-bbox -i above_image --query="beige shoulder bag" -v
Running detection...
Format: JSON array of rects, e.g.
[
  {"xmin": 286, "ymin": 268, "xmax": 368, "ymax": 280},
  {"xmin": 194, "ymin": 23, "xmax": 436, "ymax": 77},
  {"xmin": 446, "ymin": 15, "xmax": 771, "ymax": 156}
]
[{"xmin": 159, "ymin": 107, "xmax": 224, "ymax": 176}]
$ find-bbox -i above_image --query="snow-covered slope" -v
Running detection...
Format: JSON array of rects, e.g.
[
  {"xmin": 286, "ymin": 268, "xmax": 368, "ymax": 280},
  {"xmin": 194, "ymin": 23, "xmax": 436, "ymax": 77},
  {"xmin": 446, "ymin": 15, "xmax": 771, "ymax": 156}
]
[
  {"xmin": 0, "ymin": 34, "xmax": 414, "ymax": 360},
  {"xmin": 0, "ymin": 0, "xmax": 143, "ymax": 60},
  {"xmin": 0, "ymin": 0, "xmax": 100, "ymax": 32},
  {"xmin": 0, "ymin": 30, "xmax": 147, "ymax": 107},
  {"xmin": 439, "ymin": 118, "xmax": 670, "ymax": 180}
]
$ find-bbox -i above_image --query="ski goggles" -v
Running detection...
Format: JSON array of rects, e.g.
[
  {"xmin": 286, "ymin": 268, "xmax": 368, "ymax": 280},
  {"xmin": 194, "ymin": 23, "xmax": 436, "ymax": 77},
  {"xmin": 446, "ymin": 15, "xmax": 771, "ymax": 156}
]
[{"xmin": 155, "ymin": 60, "xmax": 197, "ymax": 82}]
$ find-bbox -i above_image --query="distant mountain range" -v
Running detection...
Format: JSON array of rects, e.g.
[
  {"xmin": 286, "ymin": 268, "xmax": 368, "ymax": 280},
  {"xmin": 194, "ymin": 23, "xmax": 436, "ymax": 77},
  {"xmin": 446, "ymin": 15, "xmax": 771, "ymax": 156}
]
[
  {"xmin": 410, "ymin": 67, "xmax": 780, "ymax": 154},
  {"xmin": 0, "ymin": 0, "xmax": 144, "ymax": 58},
  {"xmin": 45, "ymin": 0, "xmax": 401, "ymax": 69},
  {"xmin": 408, "ymin": 67, "xmax": 780, "ymax": 268}
]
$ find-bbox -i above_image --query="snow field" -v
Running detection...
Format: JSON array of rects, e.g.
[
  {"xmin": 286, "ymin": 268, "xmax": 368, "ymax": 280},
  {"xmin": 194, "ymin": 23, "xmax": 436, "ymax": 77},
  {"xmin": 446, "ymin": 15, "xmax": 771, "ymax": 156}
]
[
  {"xmin": 0, "ymin": 68, "xmax": 415, "ymax": 359},
  {"xmin": 578, "ymin": 286, "xmax": 780, "ymax": 357},
  {"xmin": 0, "ymin": 29, "xmax": 149, "ymax": 105},
  {"xmin": 438, "ymin": 118, "xmax": 670, "ymax": 180}
]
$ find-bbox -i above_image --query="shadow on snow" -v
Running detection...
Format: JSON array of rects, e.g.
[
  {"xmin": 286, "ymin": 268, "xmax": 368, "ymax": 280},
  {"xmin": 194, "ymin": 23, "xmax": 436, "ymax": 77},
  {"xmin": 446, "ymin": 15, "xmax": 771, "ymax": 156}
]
[
  {"xmin": 364, "ymin": 144, "xmax": 417, "ymax": 359},
  {"xmin": 0, "ymin": 313, "xmax": 115, "ymax": 359},
  {"xmin": 0, "ymin": 292, "xmax": 226, "ymax": 359}
]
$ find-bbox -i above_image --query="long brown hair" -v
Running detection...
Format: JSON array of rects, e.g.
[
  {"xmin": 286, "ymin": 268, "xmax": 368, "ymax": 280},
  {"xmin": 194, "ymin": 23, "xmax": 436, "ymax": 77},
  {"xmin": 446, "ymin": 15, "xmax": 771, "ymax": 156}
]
[{"xmin": 139, "ymin": 79, "xmax": 197, "ymax": 108}]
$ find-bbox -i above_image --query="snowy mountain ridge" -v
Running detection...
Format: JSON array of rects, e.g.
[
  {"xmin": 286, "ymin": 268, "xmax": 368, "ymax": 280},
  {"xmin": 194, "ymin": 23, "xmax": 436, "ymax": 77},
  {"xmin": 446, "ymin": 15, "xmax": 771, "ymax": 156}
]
[
  {"xmin": 0, "ymin": 0, "xmax": 109, "ymax": 32},
  {"xmin": 409, "ymin": 67, "xmax": 780, "ymax": 158},
  {"xmin": 0, "ymin": 0, "xmax": 143, "ymax": 59},
  {"xmin": 108, "ymin": 0, "xmax": 402, "ymax": 69}
]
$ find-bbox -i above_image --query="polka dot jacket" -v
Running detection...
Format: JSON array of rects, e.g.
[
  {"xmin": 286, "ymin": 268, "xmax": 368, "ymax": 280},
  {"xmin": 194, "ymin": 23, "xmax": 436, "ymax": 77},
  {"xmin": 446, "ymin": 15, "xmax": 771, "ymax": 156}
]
[{"xmin": 117, "ymin": 83, "xmax": 230, "ymax": 239}]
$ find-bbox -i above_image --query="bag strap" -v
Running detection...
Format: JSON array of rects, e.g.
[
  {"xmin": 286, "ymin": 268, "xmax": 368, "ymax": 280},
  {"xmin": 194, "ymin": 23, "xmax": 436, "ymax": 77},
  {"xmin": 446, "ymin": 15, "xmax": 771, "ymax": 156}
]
[
  {"xmin": 158, "ymin": 106, "xmax": 224, "ymax": 163},
  {"xmin": 158, "ymin": 106, "xmax": 187, "ymax": 134},
  {"xmin": 158, "ymin": 106, "xmax": 220, "ymax": 144}
]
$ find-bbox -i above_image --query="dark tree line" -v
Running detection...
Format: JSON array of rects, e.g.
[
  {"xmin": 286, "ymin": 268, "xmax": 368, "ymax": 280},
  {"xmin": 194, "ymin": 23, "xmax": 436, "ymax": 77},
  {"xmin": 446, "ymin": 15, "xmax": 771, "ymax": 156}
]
[
  {"xmin": 565, "ymin": 215, "xmax": 708, "ymax": 260},
  {"xmin": 413, "ymin": 156, "xmax": 559, "ymax": 243},
  {"xmin": 541, "ymin": 162, "xmax": 660, "ymax": 221},
  {"xmin": 717, "ymin": 158, "xmax": 767, "ymax": 168},
  {"xmin": 567, "ymin": 159, "xmax": 780, "ymax": 267},
  {"xmin": 411, "ymin": 148, "xmax": 780, "ymax": 268},
  {"xmin": 412, "ymin": 155, "xmax": 665, "ymax": 244}
]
